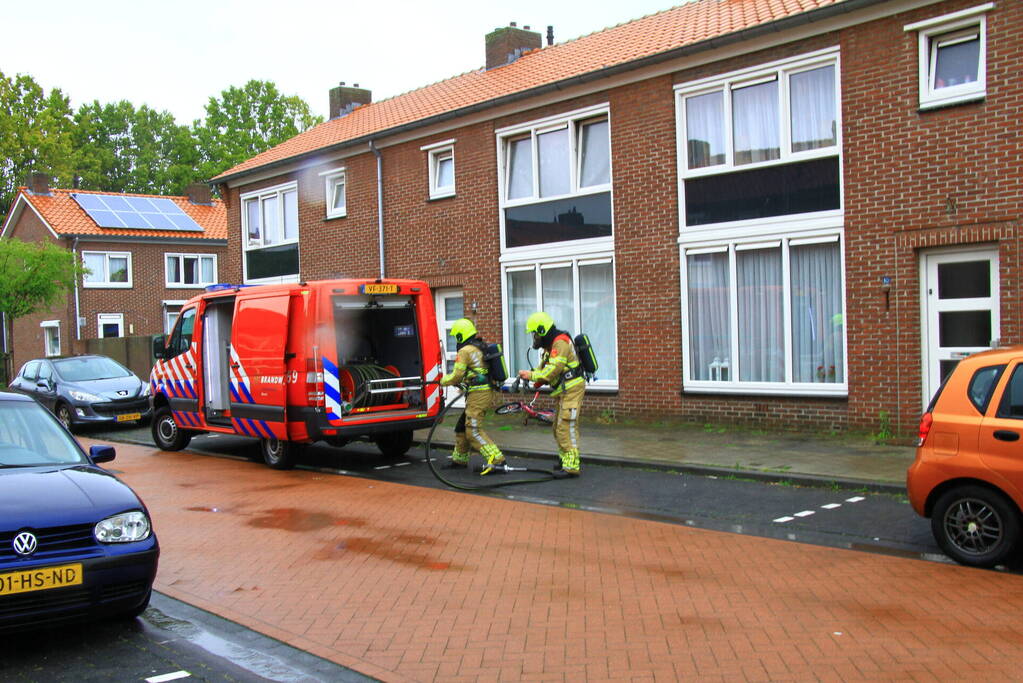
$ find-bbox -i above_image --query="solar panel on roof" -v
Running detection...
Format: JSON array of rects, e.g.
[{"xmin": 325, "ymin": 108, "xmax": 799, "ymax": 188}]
[{"xmin": 71, "ymin": 193, "xmax": 204, "ymax": 232}]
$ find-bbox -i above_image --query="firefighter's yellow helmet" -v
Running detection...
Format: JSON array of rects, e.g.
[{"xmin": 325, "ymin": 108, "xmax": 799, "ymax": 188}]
[
  {"xmin": 450, "ymin": 318, "xmax": 477, "ymax": 344},
  {"xmin": 525, "ymin": 311, "xmax": 554, "ymax": 336}
]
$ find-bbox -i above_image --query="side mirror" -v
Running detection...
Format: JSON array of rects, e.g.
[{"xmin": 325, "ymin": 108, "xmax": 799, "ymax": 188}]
[
  {"xmin": 89, "ymin": 444, "xmax": 116, "ymax": 464},
  {"xmin": 152, "ymin": 335, "xmax": 167, "ymax": 360},
  {"xmin": 36, "ymin": 380, "xmax": 50, "ymax": 389}
]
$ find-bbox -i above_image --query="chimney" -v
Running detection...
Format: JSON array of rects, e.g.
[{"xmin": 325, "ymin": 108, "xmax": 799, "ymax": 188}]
[
  {"xmin": 485, "ymin": 23, "xmax": 542, "ymax": 70},
  {"xmin": 329, "ymin": 82, "xmax": 372, "ymax": 119},
  {"xmin": 28, "ymin": 172, "xmax": 51, "ymax": 196},
  {"xmin": 185, "ymin": 183, "xmax": 212, "ymax": 205},
  {"xmin": 547, "ymin": 25, "xmax": 554, "ymax": 47}
]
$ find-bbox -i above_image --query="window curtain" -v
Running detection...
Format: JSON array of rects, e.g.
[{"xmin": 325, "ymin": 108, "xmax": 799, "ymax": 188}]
[
  {"xmin": 507, "ymin": 270, "xmax": 537, "ymax": 374},
  {"xmin": 84, "ymin": 253, "xmax": 104, "ymax": 283},
  {"xmin": 580, "ymin": 120, "xmax": 610, "ymax": 187},
  {"xmin": 790, "ymin": 242, "xmax": 843, "ymax": 383},
  {"xmin": 283, "ymin": 190, "xmax": 298, "ymax": 241},
  {"xmin": 687, "ymin": 252, "xmax": 731, "ymax": 380},
  {"xmin": 538, "ymin": 128, "xmax": 570, "ymax": 197},
  {"xmin": 507, "ymin": 138, "xmax": 532, "ymax": 199},
  {"xmin": 686, "ymin": 91, "xmax": 725, "ymax": 169},
  {"xmin": 541, "ymin": 266, "xmax": 575, "ymax": 335},
  {"xmin": 580, "ymin": 262, "xmax": 616, "ymax": 380},
  {"xmin": 732, "ymin": 80, "xmax": 779, "ymax": 165},
  {"xmin": 790, "ymin": 66, "xmax": 836, "ymax": 153},
  {"xmin": 737, "ymin": 247, "xmax": 784, "ymax": 381},
  {"xmin": 201, "ymin": 257, "xmax": 214, "ymax": 283}
]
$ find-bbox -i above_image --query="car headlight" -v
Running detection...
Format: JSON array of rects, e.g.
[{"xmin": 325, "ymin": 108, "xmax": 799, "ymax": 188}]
[
  {"xmin": 95, "ymin": 511, "xmax": 151, "ymax": 543},
  {"xmin": 140, "ymin": 383, "xmax": 152, "ymax": 397},
  {"xmin": 69, "ymin": 389, "xmax": 104, "ymax": 403}
]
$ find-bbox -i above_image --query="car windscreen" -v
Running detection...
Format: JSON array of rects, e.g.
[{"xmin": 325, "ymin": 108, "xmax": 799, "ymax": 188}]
[
  {"xmin": 54, "ymin": 356, "xmax": 132, "ymax": 382},
  {"xmin": 0, "ymin": 402, "xmax": 88, "ymax": 466}
]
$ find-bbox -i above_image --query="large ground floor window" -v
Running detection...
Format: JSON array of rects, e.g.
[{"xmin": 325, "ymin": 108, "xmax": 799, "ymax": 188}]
[
  {"xmin": 504, "ymin": 255, "xmax": 617, "ymax": 386},
  {"xmin": 681, "ymin": 232, "xmax": 846, "ymax": 395}
]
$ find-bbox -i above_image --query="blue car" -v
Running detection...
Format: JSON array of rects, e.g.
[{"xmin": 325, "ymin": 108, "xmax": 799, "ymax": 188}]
[{"xmin": 0, "ymin": 391, "xmax": 158, "ymax": 631}]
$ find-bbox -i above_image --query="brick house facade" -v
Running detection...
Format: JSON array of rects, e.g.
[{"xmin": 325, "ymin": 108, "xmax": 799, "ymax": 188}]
[
  {"xmin": 211, "ymin": 0, "xmax": 1021, "ymax": 436},
  {"xmin": 1, "ymin": 178, "xmax": 227, "ymax": 377}
]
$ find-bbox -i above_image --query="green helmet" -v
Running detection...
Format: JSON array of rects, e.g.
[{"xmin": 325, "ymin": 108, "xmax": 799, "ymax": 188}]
[
  {"xmin": 525, "ymin": 311, "xmax": 555, "ymax": 337},
  {"xmin": 450, "ymin": 318, "xmax": 477, "ymax": 344}
]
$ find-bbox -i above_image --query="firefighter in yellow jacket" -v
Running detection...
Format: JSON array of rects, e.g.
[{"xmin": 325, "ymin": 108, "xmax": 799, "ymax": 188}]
[
  {"xmin": 517, "ymin": 312, "xmax": 584, "ymax": 476},
  {"xmin": 439, "ymin": 318, "xmax": 506, "ymax": 475}
]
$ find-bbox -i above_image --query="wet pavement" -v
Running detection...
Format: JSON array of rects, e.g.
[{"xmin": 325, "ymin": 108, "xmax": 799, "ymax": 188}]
[{"xmin": 85, "ymin": 437, "xmax": 1023, "ymax": 681}]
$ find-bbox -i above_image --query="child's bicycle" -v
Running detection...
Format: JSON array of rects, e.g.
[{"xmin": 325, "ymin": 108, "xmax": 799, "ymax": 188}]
[{"xmin": 495, "ymin": 378, "xmax": 555, "ymax": 425}]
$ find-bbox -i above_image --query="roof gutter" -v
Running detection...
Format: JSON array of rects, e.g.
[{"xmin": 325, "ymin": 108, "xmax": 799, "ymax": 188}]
[{"xmin": 212, "ymin": 0, "xmax": 894, "ymax": 186}]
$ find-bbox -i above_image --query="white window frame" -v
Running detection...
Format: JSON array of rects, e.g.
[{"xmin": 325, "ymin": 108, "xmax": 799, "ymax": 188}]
[
  {"xmin": 496, "ymin": 104, "xmax": 614, "ymax": 256},
  {"xmin": 163, "ymin": 300, "xmax": 185, "ymax": 334},
  {"xmin": 675, "ymin": 47, "xmax": 841, "ymax": 180},
  {"xmin": 165, "ymin": 253, "xmax": 218, "ymax": 288},
  {"xmin": 82, "ymin": 250, "xmax": 132, "ymax": 288},
  {"xmin": 240, "ymin": 181, "xmax": 301, "ymax": 285},
  {"xmin": 321, "ymin": 168, "xmax": 347, "ymax": 219},
  {"xmin": 97, "ymin": 313, "xmax": 125, "ymax": 339},
  {"xmin": 905, "ymin": 4, "xmax": 990, "ymax": 110},
  {"xmin": 679, "ymin": 225, "xmax": 847, "ymax": 397},
  {"xmin": 422, "ymin": 140, "xmax": 456, "ymax": 200},
  {"xmin": 500, "ymin": 251, "xmax": 618, "ymax": 390},
  {"xmin": 41, "ymin": 320, "xmax": 60, "ymax": 357}
]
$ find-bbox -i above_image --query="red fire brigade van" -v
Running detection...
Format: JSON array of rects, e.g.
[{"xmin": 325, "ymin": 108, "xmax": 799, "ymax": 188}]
[{"xmin": 149, "ymin": 279, "xmax": 443, "ymax": 469}]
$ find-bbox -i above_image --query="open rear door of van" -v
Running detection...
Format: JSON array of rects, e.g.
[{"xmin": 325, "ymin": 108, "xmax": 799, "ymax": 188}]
[{"xmin": 230, "ymin": 294, "xmax": 290, "ymax": 440}]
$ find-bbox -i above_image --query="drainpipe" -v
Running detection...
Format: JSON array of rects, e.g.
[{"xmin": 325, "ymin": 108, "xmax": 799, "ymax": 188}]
[
  {"xmin": 369, "ymin": 139, "xmax": 385, "ymax": 279},
  {"xmin": 72, "ymin": 237, "xmax": 82, "ymax": 343}
]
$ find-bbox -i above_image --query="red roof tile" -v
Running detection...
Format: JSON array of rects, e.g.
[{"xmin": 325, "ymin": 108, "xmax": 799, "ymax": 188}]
[
  {"xmin": 214, "ymin": 0, "xmax": 845, "ymax": 181},
  {"xmin": 16, "ymin": 188, "xmax": 227, "ymax": 240}
]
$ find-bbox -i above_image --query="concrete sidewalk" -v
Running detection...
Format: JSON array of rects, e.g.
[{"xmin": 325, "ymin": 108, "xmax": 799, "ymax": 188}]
[{"xmin": 415, "ymin": 410, "xmax": 915, "ymax": 494}]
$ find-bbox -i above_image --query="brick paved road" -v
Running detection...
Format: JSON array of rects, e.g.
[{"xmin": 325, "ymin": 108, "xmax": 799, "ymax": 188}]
[{"xmin": 93, "ymin": 439, "xmax": 1023, "ymax": 681}]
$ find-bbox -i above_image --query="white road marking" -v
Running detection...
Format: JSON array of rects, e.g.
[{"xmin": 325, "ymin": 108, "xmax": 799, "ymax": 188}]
[
  {"xmin": 773, "ymin": 516, "xmax": 795, "ymax": 523},
  {"xmin": 374, "ymin": 465, "xmax": 391, "ymax": 470},
  {"xmin": 846, "ymin": 496, "xmax": 865, "ymax": 503},
  {"xmin": 794, "ymin": 510, "xmax": 815, "ymax": 517},
  {"xmin": 146, "ymin": 672, "xmax": 191, "ymax": 683},
  {"xmin": 394, "ymin": 462, "xmax": 411, "ymax": 467},
  {"xmin": 821, "ymin": 503, "xmax": 841, "ymax": 509}
]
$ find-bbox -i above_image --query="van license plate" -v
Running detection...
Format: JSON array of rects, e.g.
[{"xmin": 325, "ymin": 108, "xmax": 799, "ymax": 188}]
[
  {"xmin": 116, "ymin": 412, "xmax": 142, "ymax": 422},
  {"xmin": 0, "ymin": 563, "xmax": 83, "ymax": 596},
  {"xmin": 362, "ymin": 284, "xmax": 398, "ymax": 294}
]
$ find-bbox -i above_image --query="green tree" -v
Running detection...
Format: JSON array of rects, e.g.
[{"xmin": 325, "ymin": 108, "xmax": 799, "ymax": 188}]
[
  {"xmin": 193, "ymin": 80, "xmax": 323, "ymax": 181},
  {"xmin": 73, "ymin": 100, "xmax": 199, "ymax": 196},
  {"xmin": 0, "ymin": 71, "xmax": 76, "ymax": 215},
  {"xmin": 0, "ymin": 238, "xmax": 84, "ymax": 379}
]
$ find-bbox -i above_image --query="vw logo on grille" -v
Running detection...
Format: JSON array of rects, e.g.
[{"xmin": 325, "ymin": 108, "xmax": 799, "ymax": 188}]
[
  {"xmin": 13, "ymin": 531, "xmax": 38, "ymax": 556},
  {"xmin": 117, "ymin": 390, "xmax": 128, "ymax": 397}
]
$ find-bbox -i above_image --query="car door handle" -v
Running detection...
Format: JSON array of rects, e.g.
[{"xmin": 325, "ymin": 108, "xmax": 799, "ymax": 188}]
[
  {"xmin": 184, "ymin": 364, "xmax": 195, "ymax": 369},
  {"xmin": 994, "ymin": 430, "xmax": 1020, "ymax": 442}
]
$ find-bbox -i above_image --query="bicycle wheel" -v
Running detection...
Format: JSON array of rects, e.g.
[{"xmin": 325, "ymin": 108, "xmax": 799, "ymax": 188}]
[{"xmin": 495, "ymin": 402, "xmax": 524, "ymax": 415}]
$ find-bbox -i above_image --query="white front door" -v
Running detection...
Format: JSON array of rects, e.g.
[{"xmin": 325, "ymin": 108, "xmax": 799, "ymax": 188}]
[
  {"xmin": 434, "ymin": 288, "xmax": 465, "ymax": 407},
  {"xmin": 921, "ymin": 247, "xmax": 1000, "ymax": 405},
  {"xmin": 97, "ymin": 313, "xmax": 124, "ymax": 338}
]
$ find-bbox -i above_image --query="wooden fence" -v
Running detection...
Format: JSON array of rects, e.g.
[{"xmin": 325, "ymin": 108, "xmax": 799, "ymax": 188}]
[{"xmin": 85, "ymin": 335, "xmax": 157, "ymax": 381}]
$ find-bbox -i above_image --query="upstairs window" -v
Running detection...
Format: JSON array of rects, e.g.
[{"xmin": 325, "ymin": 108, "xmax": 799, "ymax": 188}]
[
  {"xmin": 677, "ymin": 50, "xmax": 840, "ymax": 229},
  {"xmin": 322, "ymin": 168, "xmax": 346, "ymax": 219},
  {"xmin": 905, "ymin": 4, "xmax": 989, "ymax": 110},
  {"xmin": 498, "ymin": 106, "xmax": 612, "ymax": 249},
  {"xmin": 241, "ymin": 182, "xmax": 299, "ymax": 283},
  {"xmin": 166, "ymin": 254, "xmax": 217, "ymax": 288},
  {"xmin": 422, "ymin": 141, "xmax": 455, "ymax": 199},
  {"xmin": 82, "ymin": 251, "xmax": 131, "ymax": 288}
]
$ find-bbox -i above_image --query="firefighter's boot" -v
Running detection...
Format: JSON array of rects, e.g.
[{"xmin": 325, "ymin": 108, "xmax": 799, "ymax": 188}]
[
  {"xmin": 560, "ymin": 449, "xmax": 580, "ymax": 476},
  {"xmin": 448, "ymin": 450, "xmax": 469, "ymax": 468},
  {"xmin": 479, "ymin": 443, "xmax": 506, "ymax": 476}
]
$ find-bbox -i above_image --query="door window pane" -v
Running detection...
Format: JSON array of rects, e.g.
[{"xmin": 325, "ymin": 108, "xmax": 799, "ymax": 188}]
[
  {"xmin": 579, "ymin": 119, "xmax": 610, "ymax": 187},
  {"xmin": 939, "ymin": 311, "xmax": 991, "ymax": 347},
  {"xmin": 507, "ymin": 137, "xmax": 533, "ymax": 200},
  {"xmin": 737, "ymin": 247, "xmax": 783, "ymax": 381},
  {"xmin": 508, "ymin": 270, "xmax": 537, "ymax": 373},
  {"xmin": 997, "ymin": 366, "xmax": 1023, "ymax": 419},
  {"xmin": 687, "ymin": 252, "xmax": 731, "ymax": 381},
  {"xmin": 790, "ymin": 242, "xmax": 843, "ymax": 383},
  {"xmin": 444, "ymin": 297, "xmax": 463, "ymax": 354},
  {"xmin": 579, "ymin": 262, "xmax": 616, "ymax": 380},
  {"xmin": 732, "ymin": 79, "xmax": 779, "ymax": 165},
  {"xmin": 938, "ymin": 260, "xmax": 990, "ymax": 299},
  {"xmin": 538, "ymin": 127, "xmax": 570, "ymax": 197},
  {"xmin": 686, "ymin": 91, "xmax": 725, "ymax": 169},
  {"xmin": 790, "ymin": 65, "xmax": 836, "ymax": 153}
]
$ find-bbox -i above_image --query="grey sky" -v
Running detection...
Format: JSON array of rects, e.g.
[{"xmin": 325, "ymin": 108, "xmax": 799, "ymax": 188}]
[{"xmin": 4, "ymin": 0, "xmax": 679, "ymax": 125}]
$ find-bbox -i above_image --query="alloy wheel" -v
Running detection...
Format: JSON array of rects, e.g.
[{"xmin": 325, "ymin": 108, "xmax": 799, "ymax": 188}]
[{"xmin": 942, "ymin": 497, "xmax": 1004, "ymax": 558}]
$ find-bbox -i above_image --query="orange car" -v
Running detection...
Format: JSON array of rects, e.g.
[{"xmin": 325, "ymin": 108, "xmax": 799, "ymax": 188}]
[{"xmin": 908, "ymin": 346, "xmax": 1023, "ymax": 568}]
